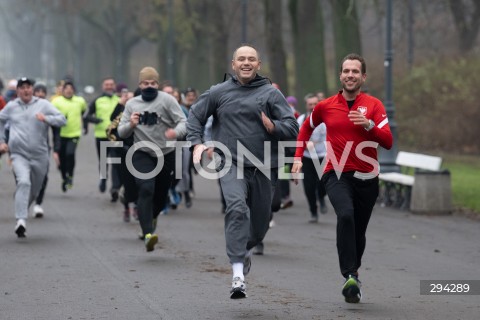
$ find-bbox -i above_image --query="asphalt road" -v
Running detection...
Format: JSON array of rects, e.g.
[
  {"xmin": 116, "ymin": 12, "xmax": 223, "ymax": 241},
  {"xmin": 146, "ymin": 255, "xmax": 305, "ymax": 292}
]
[{"xmin": 1, "ymin": 134, "xmax": 479, "ymax": 320}]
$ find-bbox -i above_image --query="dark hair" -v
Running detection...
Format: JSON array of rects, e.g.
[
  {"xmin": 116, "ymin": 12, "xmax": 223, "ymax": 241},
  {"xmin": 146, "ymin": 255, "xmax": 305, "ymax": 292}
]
[
  {"xmin": 34, "ymin": 83, "xmax": 47, "ymax": 94},
  {"xmin": 63, "ymin": 81, "xmax": 76, "ymax": 92},
  {"xmin": 184, "ymin": 87, "xmax": 197, "ymax": 95},
  {"xmin": 304, "ymin": 93, "xmax": 316, "ymax": 101},
  {"xmin": 172, "ymin": 87, "xmax": 182, "ymax": 104},
  {"xmin": 160, "ymin": 80, "xmax": 173, "ymax": 90},
  {"xmin": 340, "ymin": 53, "xmax": 366, "ymax": 74}
]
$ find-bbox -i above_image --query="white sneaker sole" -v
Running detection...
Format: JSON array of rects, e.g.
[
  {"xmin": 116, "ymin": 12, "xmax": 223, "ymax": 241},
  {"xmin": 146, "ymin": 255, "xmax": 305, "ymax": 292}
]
[{"xmin": 230, "ymin": 277, "xmax": 247, "ymax": 299}]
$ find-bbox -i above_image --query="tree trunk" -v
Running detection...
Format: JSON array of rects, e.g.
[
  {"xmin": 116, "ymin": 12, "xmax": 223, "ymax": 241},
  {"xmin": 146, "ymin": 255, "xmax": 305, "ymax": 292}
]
[
  {"xmin": 182, "ymin": 0, "xmax": 212, "ymax": 91},
  {"xmin": 448, "ymin": 0, "xmax": 480, "ymax": 53},
  {"xmin": 330, "ymin": 0, "xmax": 362, "ymax": 69},
  {"xmin": 289, "ymin": 0, "xmax": 328, "ymax": 104},
  {"xmin": 114, "ymin": 40, "xmax": 129, "ymax": 83},
  {"xmin": 209, "ymin": 0, "xmax": 230, "ymax": 86},
  {"xmin": 264, "ymin": 0, "xmax": 288, "ymax": 93},
  {"xmin": 0, "ymin": 2, "xmax": 45, "ymax": 78}
]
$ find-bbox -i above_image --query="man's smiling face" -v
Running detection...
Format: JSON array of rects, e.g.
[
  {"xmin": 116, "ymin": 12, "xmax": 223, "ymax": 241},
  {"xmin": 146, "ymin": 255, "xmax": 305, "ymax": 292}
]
[{"xmin": 232, "ymin": 46, "xmax": 261, "ymax": 85}]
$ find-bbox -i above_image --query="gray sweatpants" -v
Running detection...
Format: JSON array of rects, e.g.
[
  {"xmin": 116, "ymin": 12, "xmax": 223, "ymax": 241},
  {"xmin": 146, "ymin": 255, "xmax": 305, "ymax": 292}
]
[
  {"xmin": 220, "ymin": 164, "xmax": 278, "ymax": 264},
  {"xmin": 176, "ymin": 148, "xmax": 191, "ymax": 193},
  {"xmin": 11, "ymin": 154, "xmax": 49, "ymax": 220}
]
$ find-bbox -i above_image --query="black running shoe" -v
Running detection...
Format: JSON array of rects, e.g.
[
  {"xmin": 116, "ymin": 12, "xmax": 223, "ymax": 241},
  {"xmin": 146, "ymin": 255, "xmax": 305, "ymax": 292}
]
[
  {"xmin": 253, "ymin": 242, "xmax": 264, "ymax": 255},
  {"xmin": 15, "ymin": 219, "xmax": 26, "ymax": 238},
  {"xmin": 99, "ymin": 179, "xmax": 106, "ymax": 193},
  {"xmin": 111, "ymin": 189, "xmax": 119, "ymax": 202},
  {"xmin": 280, "ymin": 200, "xmax": 293, "ymax": 209},
  {"xmin": 184, "ymin": 192, "xmax": 192, "ymax": 208}
]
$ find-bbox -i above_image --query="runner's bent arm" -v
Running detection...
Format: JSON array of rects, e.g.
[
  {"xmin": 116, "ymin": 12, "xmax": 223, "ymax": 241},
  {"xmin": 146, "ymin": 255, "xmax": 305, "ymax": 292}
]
[
  {"xmin": 187, "ymin": 89, "xmax": 216, "ymax": 147},
  {"xmin": 267, "ymin": 92, "xmax": 299, "ymax": 141},
  {"xmin": 117, "ymin": 101, "xmax": 134, "ymax": 139},
  {"xmin": 364, "ymin": 102, "xmax": 393, "ymax": 150}
]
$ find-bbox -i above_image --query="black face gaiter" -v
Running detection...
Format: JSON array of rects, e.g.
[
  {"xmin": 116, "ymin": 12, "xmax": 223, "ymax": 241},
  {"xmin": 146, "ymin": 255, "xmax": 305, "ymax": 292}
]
[{"xmin": 141, "ymin": 87, "xmax": 158, "ymax": 102}]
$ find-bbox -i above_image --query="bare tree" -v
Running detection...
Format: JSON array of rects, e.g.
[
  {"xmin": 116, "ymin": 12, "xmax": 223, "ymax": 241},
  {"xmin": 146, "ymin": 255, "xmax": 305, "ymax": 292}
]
[
  {"xmin": 448, "ymin": 0, "xmax": 480, "ymax": 53},
  {"xmin": 289, "ymin": 0, "xmax": 328, "ymax": 100},
  {"xmin": 135, "ymin": 0, "xmax": 224, "ymax": 90},
  {"xmin": 208, "ymin": 1, "xmax": 230, "ymax": 84},
  {"xmin": 330, "ymin": 0, "xmax": 362, "ymax": 66},
  {"xmin": 179, "ymin": 0, "xmax": 213, "ymax": 89},
  {"xmin": 264, "ymin": 0, "xmax": 288, "ymax": 92},
  {"xmin": 0, "ymin": 0, "xmax": 49, "ymax": 78}
]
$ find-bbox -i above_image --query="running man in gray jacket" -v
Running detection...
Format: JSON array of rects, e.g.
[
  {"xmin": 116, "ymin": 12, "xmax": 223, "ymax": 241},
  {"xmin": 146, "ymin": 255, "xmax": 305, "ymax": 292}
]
[
  {"xmin": 118, "ymin": 67, "xmax": 186, "ymax": 252},
  {"xmin": 187, "ymin": 45, "xmax": 299, "ymax": 299},
  {"xmin": 0, "ymin": 77, "xmax": 66, "ymax": 237}
]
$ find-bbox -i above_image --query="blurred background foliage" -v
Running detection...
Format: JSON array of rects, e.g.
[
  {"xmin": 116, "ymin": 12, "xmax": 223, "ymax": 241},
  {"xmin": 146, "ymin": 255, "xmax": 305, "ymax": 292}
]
[{"xmin": 1, "ymin": 0, "xmax": 480, "ymax": 155}]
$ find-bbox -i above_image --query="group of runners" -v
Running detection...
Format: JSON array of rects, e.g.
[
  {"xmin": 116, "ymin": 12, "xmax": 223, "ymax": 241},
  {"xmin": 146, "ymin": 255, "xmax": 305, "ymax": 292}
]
[{"xmin": 0, "ymin": 45, "xmax": 392, "ymax": 303}]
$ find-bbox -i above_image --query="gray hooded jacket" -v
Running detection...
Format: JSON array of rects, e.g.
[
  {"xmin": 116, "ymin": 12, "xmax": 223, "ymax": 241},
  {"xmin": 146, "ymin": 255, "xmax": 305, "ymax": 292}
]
[
  {"xmin": 187, "ymin": 75, "xmax": 299, "ymax": 168},
  {"xmin": 0, "ymin": 97, "xmax": 66, "ymax": 159}
]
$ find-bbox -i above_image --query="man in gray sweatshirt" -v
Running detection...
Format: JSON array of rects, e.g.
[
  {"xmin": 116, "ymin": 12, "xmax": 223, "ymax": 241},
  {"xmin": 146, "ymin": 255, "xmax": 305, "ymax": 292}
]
[
  {"xmin": 0, "ymin": 77, "xmax": 66, "ymax": 237},
  {"xmin": 187, "ymin": 45, "xmax": 299, "ymax": 299},
  {"xmin": 118, "ymin": 67, "xmax": 186, "ymax": 252}
]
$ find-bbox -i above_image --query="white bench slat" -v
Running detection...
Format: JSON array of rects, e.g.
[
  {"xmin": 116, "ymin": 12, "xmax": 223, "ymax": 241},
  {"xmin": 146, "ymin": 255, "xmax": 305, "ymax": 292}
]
[
  {"xmin": 395, "ymin": 151, "xmax": 442, "ymax": 171},
  {"xmin": 379, "ymin": 172, "xmax": 414, "ymax": 186}
]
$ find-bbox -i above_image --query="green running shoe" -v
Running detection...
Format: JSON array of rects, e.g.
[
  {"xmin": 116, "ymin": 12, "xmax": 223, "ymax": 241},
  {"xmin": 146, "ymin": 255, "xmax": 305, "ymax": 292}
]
[
  {"xmin": 342, "ymin": 274, "xmax": 362, "ymax": 303},
  {"xmin": 144, "ymin": 233, "xmax": 158, "ymax": 252}
]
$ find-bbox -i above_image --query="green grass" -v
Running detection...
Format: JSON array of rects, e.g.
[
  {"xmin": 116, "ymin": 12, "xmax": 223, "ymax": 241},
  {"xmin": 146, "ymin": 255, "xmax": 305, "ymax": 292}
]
[{"xmin": 442, "ymin": 155, "xmax": 480, "ymax": 213}]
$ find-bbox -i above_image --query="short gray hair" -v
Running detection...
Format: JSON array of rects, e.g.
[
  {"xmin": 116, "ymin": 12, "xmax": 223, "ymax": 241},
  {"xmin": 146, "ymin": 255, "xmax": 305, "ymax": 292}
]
[{"xmin": 232, "ymin": 43, "xmax": 260, "ymax": 60}]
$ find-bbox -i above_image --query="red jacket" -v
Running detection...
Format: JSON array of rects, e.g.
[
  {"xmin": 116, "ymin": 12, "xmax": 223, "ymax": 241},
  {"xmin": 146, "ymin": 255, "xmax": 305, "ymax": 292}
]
[
  {"xmin": 0, "ymin": 96, "xmax": 6, "ymax": 111},
  {"xmin": 295, "ymin": 91, "xmax": 393, "ymax": 175}
]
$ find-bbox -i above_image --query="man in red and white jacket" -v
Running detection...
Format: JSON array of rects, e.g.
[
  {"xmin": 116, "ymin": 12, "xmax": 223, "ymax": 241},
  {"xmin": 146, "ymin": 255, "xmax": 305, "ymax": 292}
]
[{"xmin": 292, "ymin": 53, "xmax": 393, "ymax": 304}]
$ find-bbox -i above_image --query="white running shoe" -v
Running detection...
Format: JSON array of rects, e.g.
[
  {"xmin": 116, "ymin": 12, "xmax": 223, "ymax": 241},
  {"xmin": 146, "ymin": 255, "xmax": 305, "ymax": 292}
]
[
  {"xmin": 33, "ymin": 205, "xmax": 44, "ymax": 218},
  {"xmin": 230, "ymin": 277, "xmax": 247, "ymax": 299}
]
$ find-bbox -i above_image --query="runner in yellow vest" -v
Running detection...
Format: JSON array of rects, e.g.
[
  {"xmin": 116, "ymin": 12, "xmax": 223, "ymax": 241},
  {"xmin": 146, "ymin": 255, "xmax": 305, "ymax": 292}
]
[
  {"xmin": 83, "ymin": 78, "xmax": 119, "ymax": 194},
  {"xmin": 52, "ymin": 81, "xmax": 87, "ymax": 192}
]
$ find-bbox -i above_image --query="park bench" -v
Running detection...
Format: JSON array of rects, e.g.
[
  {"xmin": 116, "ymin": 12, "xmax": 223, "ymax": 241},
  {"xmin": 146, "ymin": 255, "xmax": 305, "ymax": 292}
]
[{"xmin": 379, "ymin": 151, "xmax": 452, "ymax": 214}]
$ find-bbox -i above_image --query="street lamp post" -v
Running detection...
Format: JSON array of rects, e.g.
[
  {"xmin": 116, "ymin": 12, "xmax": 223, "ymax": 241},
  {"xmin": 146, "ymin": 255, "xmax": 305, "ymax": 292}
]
[
  {"xmin": 166, "ymin": 0, "xmax": 175, "ymax": 83},
  {"xmin": 380, "ymin": 0, "xmax": 399, "ymax": 173},
  {"xmin": 407, "ymin": 0, "xmax": 414, "ymax": 70},
  {"xmin": 242, "ymin": 0, "xmax": 247, "ymax": 42}
]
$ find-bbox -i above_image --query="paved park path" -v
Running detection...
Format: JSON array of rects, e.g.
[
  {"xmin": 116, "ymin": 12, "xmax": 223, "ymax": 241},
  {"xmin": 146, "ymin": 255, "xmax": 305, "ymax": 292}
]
[{"xmin": 1, "ymin": 134, "xmax": 479, "ymax": 320}]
